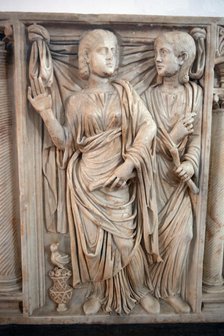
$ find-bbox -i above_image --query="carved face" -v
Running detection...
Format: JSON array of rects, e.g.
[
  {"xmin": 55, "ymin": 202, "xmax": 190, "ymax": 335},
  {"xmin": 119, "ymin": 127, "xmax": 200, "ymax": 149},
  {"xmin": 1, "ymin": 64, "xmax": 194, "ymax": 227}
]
[
  {"xmin": 155, "ymin": 40, "xmax": 182, "ymax": 78},
  {"xmin": 86, "ymin": 37, "xmax": 117, "ymax": 78}
]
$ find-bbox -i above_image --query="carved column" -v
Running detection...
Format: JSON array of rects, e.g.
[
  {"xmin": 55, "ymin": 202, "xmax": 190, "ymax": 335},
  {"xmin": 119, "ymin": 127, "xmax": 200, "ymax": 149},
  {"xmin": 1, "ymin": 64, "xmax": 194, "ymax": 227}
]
[
  {"xmin": 0, "ymin": 39, "xmax": 21, "ymax": 292},
  {"xmin": 203, "ymin": 98, "xmax": 224, "ymax": 293},
  {"xmin": 203, "ymin": 27, "xmax": 224, "ymax": 292}
]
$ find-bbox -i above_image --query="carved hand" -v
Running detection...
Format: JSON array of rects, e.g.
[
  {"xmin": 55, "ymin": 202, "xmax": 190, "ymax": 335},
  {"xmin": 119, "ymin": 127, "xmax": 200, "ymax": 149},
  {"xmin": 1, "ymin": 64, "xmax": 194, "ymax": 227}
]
[
  {"xmin": 175, "ymin": 161, "xmax": 194, "ymax": 182},
  {"xmin": 170, "ymin": 113, "xmax": 196, "ymax": 145},
  {"xmin": 27, "ymin": 77, "xmax": 52, "ymax": 114},
  {"xmin": 103, "ymin": 159, "xmax": 135, "ymax": 189}
]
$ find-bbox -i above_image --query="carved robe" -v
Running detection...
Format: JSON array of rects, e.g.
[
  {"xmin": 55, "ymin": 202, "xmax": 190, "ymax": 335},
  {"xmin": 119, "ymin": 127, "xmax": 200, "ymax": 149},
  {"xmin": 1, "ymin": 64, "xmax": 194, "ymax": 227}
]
[
  {"xmin": 65, "ymin": 79, "xmax": 159, "ymax": 313},
  {"xmin": 144, "ymin": 82, "xmax": 202, "ymax": 299}
]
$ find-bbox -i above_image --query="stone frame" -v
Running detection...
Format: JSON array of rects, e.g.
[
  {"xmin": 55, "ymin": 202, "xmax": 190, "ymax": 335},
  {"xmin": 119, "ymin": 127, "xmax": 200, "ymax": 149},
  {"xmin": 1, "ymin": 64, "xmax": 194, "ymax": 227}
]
[{"xmin": 0, "ymin": 12, "xmax": 224, "ymax": 324}]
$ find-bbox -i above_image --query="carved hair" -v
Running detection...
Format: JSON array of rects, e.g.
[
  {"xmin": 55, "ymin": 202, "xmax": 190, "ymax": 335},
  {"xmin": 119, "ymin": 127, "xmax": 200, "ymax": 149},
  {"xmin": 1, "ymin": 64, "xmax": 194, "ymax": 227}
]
[
  {"xmin": 155, "ymin": 31, "xmax": 196, "ymax": 84},
  {"xmin": 78, "ymin": 29, "xmax": 119, "ymax": 80}
]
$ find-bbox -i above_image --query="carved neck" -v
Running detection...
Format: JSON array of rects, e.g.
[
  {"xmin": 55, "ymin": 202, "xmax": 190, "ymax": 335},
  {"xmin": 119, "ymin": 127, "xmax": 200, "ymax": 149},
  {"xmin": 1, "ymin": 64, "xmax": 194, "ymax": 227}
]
[
  {"xmin": 162, "ymin": 73, "xmax": 181, "ymax": 91},
  {"xmin": 87, "ymin": 74, "xmax": 113, "ymax": 92}
]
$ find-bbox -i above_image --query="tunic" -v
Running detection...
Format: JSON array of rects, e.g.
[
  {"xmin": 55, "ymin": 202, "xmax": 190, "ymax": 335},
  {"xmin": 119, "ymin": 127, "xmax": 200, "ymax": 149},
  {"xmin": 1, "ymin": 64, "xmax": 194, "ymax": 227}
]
[
  {"xmin": 64, "ymin": 79, "xmax": 159, "ymax": 313},
  {"xmin": 144, "ymin": 82, "xmax": 202, "ymax": 298}
]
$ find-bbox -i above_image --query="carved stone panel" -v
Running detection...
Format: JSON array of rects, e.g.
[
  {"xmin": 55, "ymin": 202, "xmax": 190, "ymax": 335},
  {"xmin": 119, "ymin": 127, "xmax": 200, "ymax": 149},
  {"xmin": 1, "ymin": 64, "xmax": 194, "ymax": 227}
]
[{"xmin": 0, "ymin": 12, "xmax": 223, "ymax": 324}]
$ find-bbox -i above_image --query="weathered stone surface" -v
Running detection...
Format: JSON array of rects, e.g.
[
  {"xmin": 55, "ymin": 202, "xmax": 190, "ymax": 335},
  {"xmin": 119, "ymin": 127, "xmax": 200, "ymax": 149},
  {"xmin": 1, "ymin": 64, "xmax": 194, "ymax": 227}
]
[{"xmin": 0, "ymin": 12, "xmax": 224, "ymax": 324}]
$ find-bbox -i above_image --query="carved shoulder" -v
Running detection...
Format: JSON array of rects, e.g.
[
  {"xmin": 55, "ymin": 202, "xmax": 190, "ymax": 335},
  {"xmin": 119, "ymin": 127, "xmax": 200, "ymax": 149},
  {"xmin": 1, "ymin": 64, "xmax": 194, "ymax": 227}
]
[
  {"xmin": 65, "ymin": 92, "xmax": 85, "ymax": 120},
  {"xmin": 188, "ymin": 81, "xmax": 203, "ymax": 112}
]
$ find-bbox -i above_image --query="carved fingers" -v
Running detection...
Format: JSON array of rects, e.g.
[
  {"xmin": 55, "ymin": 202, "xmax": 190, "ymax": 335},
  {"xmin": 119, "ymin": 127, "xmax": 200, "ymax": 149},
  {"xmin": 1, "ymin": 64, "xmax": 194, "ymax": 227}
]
[
  {"xmin": 182, "ymin": 112, "xmax": 196, "ymax": 134},
  {"xmin": 28, "ymin": 77, "xmax": 52, "ymax": 113},
  {"xmin": 103, "ymin": 175, "xmax": 127, "ymax": 190},
  {"xmin": 175, "ymin": 161, "xmax": 194, "ymax": 182},
  {"xmin": 29, "ymin": 77, "xmax": 45, "ymax": 97},
  {"xmin": 103, "ymin": 160, "xmax": 135, "ymax": 190},
  {"xmin": 170, "ymin": 112, "xmax": 196, "ymax": 145}
]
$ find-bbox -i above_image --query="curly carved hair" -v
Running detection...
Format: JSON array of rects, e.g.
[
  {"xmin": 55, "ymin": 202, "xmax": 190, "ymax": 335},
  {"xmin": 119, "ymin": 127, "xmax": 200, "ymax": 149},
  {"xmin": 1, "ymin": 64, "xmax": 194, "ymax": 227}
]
[
  {"xmin": 78, "ymin": 29, "xmax": 119, "ymax": 80},
  {"xmin": 155, "ymin": 31, "xmax": 196, "ymax": 84}
]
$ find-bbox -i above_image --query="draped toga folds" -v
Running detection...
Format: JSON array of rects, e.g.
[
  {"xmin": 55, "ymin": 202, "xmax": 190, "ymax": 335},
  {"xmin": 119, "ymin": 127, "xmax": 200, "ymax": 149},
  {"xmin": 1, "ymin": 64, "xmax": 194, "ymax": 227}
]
[
  {"xmin": 144, "ymin": 82, "xmax": 202, "ymax": 299},
  {"xmin": 63, "ymin": 79, "xmax": 160, "ymax": 313}
]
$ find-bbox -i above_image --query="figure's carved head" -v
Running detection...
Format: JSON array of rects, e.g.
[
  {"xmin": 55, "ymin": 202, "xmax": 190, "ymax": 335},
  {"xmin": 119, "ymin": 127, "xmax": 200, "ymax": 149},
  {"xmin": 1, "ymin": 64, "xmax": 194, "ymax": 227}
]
[
  {"xmin": 155, "ymin": 31, "xmax": 196, "ymax": 84},
  {"xmin": 78, "ymin": 29, "xmax": 119, "ymax": 80}
]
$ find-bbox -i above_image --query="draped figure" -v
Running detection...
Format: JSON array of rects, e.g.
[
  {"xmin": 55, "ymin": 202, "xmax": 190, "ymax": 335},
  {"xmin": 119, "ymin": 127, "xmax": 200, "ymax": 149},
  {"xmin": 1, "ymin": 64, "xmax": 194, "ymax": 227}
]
[
  {"xmin": 28, "ymin": 29, "xmax": 160, "ymax": 315},
  {"xmin": 144, "ymin": 31, "xmax": 202, "ymax": 313},
  {"xmin": 66, "ymin": 79, "xmax": 160, "ymax": 314}
]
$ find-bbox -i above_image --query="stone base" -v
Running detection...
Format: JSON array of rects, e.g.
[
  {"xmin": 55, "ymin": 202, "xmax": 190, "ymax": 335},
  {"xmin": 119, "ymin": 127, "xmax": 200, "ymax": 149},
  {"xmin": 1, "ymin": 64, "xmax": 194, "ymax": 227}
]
[{"xmin": 203, "ymin": 284, "xmax": 224, "ymax": 294}]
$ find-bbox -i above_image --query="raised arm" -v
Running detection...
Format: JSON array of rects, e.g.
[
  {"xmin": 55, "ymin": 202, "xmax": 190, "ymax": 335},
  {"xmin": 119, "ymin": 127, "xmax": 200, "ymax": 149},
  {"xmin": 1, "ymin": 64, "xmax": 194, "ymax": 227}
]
[{"xmin": 28, "ymin": 77, "xmax": 69, "ymax": 150}]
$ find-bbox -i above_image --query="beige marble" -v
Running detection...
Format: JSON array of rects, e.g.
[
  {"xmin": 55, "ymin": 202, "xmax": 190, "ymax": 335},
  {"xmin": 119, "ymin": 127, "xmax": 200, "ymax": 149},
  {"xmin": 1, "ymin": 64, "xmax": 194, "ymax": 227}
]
[
  {"xmin": 143, "ymin": 31, "xmax": 202, "ymax": 314},
  {"xmin": 28, "ymin": 28, "xmax": 160, "ymax": 315},
  {"xmin": 0, "ymin": 38, "xmax": 21, "ymax": 293},
  {"xmin": 203, "ymin": 33, "xmax": 224, "ymax": 294},
  {"xmin": 0, "ymin": 12, "xmax": 223, "ymax": 324}
]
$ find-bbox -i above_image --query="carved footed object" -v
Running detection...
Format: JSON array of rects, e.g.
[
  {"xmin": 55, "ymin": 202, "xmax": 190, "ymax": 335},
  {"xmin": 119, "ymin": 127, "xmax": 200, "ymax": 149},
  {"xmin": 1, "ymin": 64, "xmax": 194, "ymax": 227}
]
[
  {"xmin": 83, "ymin": 296, "xmax": 102, "ymax": 315},
  {"xmin": 164, "ymin": 295, "xmax": 191, "ymax": 314},
  {"xmin": 140, "ymin": 293, "xmax": 160, "ymax": 314},
  {"xmin": 49, "ymin": 267, "xmax": 73, "ymax": 312}
]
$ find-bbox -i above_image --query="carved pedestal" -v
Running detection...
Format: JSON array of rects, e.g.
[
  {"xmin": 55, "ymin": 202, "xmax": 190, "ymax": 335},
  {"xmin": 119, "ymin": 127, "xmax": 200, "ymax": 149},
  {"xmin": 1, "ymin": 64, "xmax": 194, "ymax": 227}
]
[{"xmin": 203, "ymin": 108, "xmax": 224, "ymax": 293}]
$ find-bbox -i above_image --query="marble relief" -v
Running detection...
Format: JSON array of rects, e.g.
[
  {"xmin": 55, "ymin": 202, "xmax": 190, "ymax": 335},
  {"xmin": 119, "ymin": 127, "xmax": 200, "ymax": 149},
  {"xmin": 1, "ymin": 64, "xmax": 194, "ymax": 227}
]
[
  {"xmin": 144, "ymin": 31, "xmax": 202, "ymax": 313},
  {"xmin": 0, "ymin": 12, "xmax": 224, "ymax": 323},
  {"xmin": 28, "ymin": 28, "xmax": 160, "ymax": 315},
  {"xmin": 27, "ymin": 25, "xmax": 205, "ymax": 316},
  {"xmin": 203, "ymin": 25, "xmax": 224, "ymax": 296}
]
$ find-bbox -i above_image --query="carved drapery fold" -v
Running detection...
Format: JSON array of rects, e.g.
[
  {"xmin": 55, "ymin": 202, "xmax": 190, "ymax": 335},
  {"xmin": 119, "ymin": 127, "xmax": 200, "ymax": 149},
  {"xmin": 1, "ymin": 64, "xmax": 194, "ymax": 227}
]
[
  {"xmin": 0, "ymin": 40, "xmax": 21, "ymax": 292},
  {"xmin": 0, "ymin": 12, "xmax": 215, "ymax": 320},
  {"xmin": 28, "ymin": 25, "xmax": 68, "ymax": 233},
  {"xmin": 28, "ymin": 24, "xmax": 53, "ymax": 88},
  {"xmin": 190, "ymin": 28, "xmax": 206, "ymax": 80},
  {"xmin": 28, "ymin": 24, "xmax": 158, "ymax": 234},
  {"xmin": 27, "ymin": 24, "xmax": 207, "ymax": 238}
]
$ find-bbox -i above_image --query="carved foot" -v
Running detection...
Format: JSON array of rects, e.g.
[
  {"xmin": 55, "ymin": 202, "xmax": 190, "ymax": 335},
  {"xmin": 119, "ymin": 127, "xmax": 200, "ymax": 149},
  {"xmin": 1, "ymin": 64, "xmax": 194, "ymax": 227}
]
[
  {"xmin": 164, "ymin": 295, "xmax": 191, "ymax": 313},
  {"xmin": 57, "ymin": 303, "xmax": 67, "ymax": 312},
  {"xmin": 140, "ymin": 293, "xmax": 160, "ymax": 314},
  {"xmin": 83, "ymin": 297, "xmax": 101, "ymax": 315}
]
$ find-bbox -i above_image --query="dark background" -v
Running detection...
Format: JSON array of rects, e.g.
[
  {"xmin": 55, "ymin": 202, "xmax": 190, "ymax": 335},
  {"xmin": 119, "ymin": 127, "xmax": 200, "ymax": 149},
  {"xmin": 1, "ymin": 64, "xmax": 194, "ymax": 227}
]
[{"xmin": 0, "ymin": 323, "xmax": 224, "ymax": 336}]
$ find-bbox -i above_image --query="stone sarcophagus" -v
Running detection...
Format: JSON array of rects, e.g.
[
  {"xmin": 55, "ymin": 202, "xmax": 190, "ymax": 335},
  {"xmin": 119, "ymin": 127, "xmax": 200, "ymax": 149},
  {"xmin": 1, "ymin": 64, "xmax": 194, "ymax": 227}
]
[{"xmin": 0, "ymin": 12, "xmax": 224, "ymax": 324}]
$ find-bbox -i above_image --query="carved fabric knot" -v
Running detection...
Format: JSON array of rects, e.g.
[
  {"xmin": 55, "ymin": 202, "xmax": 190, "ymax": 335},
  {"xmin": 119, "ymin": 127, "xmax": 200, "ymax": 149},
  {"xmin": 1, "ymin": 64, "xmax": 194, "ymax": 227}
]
[
  {"xmin": 28, "ymin": 24, "xmax": 53, "ymax": 88},
  {"xmin": 190, "ymin": 27, "xmax": 206, "ymax": 80},
  {"xmin": 28, "ymin": 24, "xmax": 50, "ymax": 44},
  {"xmin": 190, "ymin": 28, "xmax": 206, "ymax": 41}
]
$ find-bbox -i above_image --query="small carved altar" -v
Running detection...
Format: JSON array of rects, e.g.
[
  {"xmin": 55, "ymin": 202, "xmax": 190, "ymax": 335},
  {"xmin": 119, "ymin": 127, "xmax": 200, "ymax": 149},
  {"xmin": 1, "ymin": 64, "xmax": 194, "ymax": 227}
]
[{"xmin": 0, "ymin": 12, "xmax": 224, "ymax": 324}]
